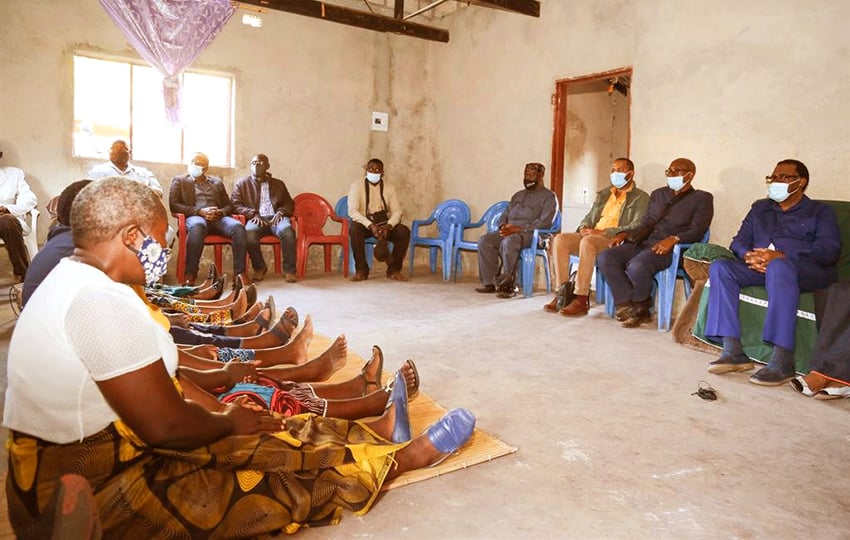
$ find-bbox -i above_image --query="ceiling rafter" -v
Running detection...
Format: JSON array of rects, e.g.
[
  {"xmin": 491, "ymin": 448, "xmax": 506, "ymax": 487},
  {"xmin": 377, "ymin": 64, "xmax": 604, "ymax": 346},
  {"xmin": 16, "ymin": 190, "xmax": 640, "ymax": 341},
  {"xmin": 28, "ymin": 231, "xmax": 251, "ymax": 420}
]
[{"xmin": 236, "ymin": 0, "xmax": 541, "ymax": 43}]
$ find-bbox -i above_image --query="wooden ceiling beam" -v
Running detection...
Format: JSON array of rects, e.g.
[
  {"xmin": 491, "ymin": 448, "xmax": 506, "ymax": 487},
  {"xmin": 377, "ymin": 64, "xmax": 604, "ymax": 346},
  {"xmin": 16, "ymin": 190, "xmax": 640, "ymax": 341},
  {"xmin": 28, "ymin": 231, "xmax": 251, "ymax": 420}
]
[
  {"xmin": 238, "ymin": 0, "xmax": 449, "ymax": 42},
  {"xmin": 464, "ymin": 0, "xmax": 540, "ymax": 17}
]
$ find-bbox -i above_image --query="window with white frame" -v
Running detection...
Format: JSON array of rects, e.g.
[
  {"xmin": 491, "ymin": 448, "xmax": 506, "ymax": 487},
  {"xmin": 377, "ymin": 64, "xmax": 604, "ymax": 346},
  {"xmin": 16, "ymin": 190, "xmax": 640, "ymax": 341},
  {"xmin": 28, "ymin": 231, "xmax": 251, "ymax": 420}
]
[{"xmin": 73, "ymin": 54, "xmax": 234, "ymax": 167}]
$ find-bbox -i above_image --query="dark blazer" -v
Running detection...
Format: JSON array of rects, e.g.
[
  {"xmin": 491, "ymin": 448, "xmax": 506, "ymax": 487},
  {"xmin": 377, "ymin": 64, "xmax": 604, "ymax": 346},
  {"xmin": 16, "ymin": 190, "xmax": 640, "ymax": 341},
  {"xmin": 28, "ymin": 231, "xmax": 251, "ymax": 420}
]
[
  {"xmin": 168, "ymin": 174, "xmax": 232, "ymax": 217},
  {"xmin": 230, "ymin": 175, "xmax": 295, "ymax": 220},
  {"xmin": 630, "ymin": 186, "xmax": 714, "ymax": 245}
]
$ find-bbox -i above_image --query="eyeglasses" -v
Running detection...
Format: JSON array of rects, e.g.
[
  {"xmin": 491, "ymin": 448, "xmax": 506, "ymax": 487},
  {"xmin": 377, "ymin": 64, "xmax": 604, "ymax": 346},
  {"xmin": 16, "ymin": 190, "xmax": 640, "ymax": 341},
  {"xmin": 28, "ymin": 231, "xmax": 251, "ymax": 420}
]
[
  {"xmin": 665, "ymin": 168, "xmax": 689, "ymax": 176},
  {"xmin": 765, "ymin": 174, "xmax": 800, "ymax": 184}
]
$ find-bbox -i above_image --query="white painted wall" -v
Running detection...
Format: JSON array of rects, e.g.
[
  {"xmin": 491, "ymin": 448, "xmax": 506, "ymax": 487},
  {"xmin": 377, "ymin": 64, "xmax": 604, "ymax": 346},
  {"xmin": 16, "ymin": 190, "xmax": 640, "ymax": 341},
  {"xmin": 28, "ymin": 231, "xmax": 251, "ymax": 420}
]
[
  {"xmin": 2, "ymin": 0, "xmax": 848, "ymax": 255},
  {"xmin": 429, "ymin": 0, "xmax": 850, "ymax": 245}
]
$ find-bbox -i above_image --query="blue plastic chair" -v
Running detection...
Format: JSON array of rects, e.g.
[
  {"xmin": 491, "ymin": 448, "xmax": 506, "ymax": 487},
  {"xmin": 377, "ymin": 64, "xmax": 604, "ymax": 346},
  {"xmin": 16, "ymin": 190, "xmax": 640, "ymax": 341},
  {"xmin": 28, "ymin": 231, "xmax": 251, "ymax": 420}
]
[
  {"xmin": 409, "ymin": 199, "xmax": 471, "ymax": 281},
  {"xmin": 517, "ymin": 210, "xmax": 562, "ymax": 298},
  {"xmin": 452, "ymin": 201, "xmax": 509, "ymax": 281},
  {"xmin": 334, "ymin": 195, "xmax": 392, "ymax": 272},
  {"xmin": 602, "ymin": 229, "xmax": 711, "ymax": 331}
]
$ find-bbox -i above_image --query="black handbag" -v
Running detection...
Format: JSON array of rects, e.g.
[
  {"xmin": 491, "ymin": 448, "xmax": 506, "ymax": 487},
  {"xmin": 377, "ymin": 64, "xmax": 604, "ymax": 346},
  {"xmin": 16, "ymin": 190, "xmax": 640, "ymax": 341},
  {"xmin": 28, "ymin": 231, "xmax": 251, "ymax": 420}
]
[{"xmin": 555, "ymin": 273, "xmax": 577, "ymax": 311}]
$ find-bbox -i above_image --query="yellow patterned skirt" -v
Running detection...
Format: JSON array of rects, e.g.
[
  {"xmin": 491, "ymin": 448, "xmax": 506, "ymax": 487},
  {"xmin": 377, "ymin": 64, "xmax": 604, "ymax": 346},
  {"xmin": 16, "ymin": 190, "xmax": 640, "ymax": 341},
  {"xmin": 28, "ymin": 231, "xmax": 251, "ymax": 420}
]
[{"xmin": 7, "ymin": 415, "xmax": 403, "ymax": 538}]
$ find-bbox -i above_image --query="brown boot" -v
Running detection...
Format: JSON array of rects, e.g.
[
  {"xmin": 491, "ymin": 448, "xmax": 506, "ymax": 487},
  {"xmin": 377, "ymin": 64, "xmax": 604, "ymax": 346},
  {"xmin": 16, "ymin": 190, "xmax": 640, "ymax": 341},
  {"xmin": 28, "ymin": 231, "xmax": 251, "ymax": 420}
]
[
  {"xmin": 543, "ymin": 295, "xmax": 559, "ymax": 313},
  {"xmin": 559, "ymin": 295, "xmax": 589, "ymax": 316}
]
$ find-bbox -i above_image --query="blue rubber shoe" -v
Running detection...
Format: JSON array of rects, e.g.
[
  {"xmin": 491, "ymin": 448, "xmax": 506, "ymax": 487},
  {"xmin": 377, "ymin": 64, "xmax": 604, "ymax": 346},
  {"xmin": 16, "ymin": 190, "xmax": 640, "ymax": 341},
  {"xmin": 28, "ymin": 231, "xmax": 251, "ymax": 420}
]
[
  {"xmin": 388, "ymin": 369, "xmax": 410, "ymax": 443},
  {"xmin": 427, "ymin": 408, "xmax": 476, "ymax": 455}
]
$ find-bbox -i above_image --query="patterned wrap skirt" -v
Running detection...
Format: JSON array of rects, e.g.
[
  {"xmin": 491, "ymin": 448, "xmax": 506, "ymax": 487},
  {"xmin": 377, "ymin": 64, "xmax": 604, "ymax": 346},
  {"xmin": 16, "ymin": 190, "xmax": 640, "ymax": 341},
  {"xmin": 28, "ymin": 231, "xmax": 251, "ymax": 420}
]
[
  {"xmin": 7, "ymin": 415, "xmax": 403, "ymax": 538},
  {"xmin": 218, "ymin": 377, "xmax": 327, "ymax": 417}
]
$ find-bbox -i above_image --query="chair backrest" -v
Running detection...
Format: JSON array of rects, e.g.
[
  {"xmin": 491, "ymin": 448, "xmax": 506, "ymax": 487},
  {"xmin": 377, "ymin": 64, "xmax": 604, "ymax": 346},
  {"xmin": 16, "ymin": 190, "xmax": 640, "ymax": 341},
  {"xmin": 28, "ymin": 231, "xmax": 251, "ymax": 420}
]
[
  {"xmin": 482, "ymin": 201, "xmax": 509, "ymax": 233},
  {"xmin": 822, "ymin": 200, "xmax": 850, "ymax": 282},
  {"xmin": 432, "ymin": 199, "xmax": 471, "ymax": 238},
  {"xmin": 334, "ymin": 195, "xmax": 349, "ymax": 222},
  {"xmin": 293, "ymin": 193, "xmax": 335, "ymax": 235}
]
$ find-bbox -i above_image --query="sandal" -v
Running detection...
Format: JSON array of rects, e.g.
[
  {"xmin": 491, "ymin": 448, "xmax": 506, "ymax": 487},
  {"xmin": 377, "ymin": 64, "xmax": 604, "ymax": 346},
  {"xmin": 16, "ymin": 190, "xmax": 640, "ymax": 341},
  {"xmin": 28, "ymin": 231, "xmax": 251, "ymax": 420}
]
[
  {"xmin": 360, "ymin": 345, "xmax": 384, "ymax": 395},
  {"xmin": 813, "ymin": 385, "xmax": 850, "ymax": 400},
  {"xmin": 384, "ymin": 359, "xmax": 420, "ymax": 400}
]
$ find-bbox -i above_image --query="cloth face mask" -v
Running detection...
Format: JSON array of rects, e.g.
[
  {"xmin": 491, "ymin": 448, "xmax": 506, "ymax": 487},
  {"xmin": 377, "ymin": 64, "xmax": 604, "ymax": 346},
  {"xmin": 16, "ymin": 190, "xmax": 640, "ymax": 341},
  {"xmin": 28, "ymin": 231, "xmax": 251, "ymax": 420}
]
[{"xmin": 132, "ymin": 234, "xmax": 171, "ymax": 286}]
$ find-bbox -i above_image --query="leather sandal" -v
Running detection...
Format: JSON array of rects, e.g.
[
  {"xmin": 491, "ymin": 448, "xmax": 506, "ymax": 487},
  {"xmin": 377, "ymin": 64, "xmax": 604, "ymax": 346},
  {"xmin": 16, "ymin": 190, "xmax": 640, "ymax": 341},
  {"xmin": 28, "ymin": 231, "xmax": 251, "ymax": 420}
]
[
  {"xmin": 385, "ymin": 359, "xmax": 420, "ymax": 400},
  {"xmin": 360, "ymin": 345, "xmax": 384, "ymax": 395}
]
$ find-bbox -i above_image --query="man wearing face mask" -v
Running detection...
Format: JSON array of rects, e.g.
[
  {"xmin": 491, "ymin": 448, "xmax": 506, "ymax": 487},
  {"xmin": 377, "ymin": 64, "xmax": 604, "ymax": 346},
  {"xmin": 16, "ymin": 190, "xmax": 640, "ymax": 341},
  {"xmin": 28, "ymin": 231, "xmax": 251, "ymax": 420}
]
[
  {"xmin": 598, "ymin": 157, "xmax": 713, "ymax": 327},
  {"xmin": 476, "ymin": 162, "xmax": 559, "ymax": 298},
  {"xmin": 87, "ymin": 140, "xmax": 163, "ymax": 195},
  {"xmin": 704, "ymin": 159, "xmax": 841, "ymax": 385},
  {"xmin": 169, "ymin": 152, "xmax": 249, "ymax": 286},
  {"xmin": 544, "ymin": 158, "xmax": 649, "ymax": 315},
  {"xmin": 231, "ymin": 154, "xmax": 297, "ymax": 283},
  {"xmin": 347, "ymin": 158, "xmax": 411, "ymax": 282}
]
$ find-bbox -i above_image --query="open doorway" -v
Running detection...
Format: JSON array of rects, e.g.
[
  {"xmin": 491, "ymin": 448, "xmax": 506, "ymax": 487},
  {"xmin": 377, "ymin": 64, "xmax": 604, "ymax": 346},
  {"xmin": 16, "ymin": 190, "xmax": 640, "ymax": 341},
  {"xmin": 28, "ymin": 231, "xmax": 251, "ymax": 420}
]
[{"xmin": 550, "ymin": 68, "xmax": 632, "ymax": 232}]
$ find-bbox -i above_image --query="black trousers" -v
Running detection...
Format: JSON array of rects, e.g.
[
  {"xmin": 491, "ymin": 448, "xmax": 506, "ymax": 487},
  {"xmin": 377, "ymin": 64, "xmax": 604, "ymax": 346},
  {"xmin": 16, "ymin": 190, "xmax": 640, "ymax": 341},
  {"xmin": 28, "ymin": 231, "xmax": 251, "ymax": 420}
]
[
  {"xmin": 0, "ymin": 214, "xmax": 29, "ymax": 277},
  {"xmin": 349, "ymin": 222, "xmax": 410, "ymax": 274}
]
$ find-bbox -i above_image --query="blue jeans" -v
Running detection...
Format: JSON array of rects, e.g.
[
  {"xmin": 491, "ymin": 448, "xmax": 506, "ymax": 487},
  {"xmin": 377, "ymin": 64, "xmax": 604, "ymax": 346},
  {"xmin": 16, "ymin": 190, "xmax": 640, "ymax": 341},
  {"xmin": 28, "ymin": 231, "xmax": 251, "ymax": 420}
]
[
  {"xmin": 246, "ymin": 218, "xmax": 297, "ymax": 274},
  {"xmin": 184, "ymin": 215, "xmax": 248, "ymax": 276}
]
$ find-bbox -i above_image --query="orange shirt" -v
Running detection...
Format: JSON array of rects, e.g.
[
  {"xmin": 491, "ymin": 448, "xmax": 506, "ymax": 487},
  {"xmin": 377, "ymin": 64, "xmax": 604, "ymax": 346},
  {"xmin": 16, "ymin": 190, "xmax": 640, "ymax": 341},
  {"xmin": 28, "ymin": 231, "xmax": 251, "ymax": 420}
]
[{"xmin": 596, "ymin": 183, "xmax": 634, "ymax": 230}]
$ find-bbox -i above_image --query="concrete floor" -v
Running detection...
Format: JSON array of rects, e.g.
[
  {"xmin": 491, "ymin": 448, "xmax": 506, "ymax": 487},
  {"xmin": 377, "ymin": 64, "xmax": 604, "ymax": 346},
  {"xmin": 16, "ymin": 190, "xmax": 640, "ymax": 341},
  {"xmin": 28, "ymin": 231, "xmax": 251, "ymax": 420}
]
[{"xmin": 1, "ymin": 264, "xmax": 849, "ymax": 539}]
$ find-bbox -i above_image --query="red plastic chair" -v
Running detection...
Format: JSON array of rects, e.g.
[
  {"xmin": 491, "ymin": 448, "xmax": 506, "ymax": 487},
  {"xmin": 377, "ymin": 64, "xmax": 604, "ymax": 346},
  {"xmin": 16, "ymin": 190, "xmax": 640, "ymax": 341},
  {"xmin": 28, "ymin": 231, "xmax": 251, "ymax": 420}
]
[
  {"xmin": 292, "ymin": 193, "xmax": 349, "ymax": 279},
  {"xmin": 175, "ymin": 213, "xmax": 245, "ymax": 283}
]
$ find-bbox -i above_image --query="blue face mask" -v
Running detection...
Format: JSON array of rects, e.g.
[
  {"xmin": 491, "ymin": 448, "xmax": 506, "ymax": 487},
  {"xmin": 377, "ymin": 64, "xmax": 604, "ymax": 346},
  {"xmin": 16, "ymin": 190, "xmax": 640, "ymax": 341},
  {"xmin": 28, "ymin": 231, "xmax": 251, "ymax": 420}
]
[
  {"xmin": 130, "ymin": 233, "xmax": 171, "ymax": 287},
  {"xmin": 610, "ymin": 172, "xmax": 629, "ymax": 189},
  {"xmin": 767, "ymin": 181, "xmax": 799, "ymax": 203},
  {"xmin": 667, "ymin": 175, "xmax": 685, "ymax": 191},
  {"xmin": 366, "ymin": 172, "xmax": 382, "ymax": 184},
  {"xmin": 188, "ymin": 164, "xmax": 204, "ymax": 178}
]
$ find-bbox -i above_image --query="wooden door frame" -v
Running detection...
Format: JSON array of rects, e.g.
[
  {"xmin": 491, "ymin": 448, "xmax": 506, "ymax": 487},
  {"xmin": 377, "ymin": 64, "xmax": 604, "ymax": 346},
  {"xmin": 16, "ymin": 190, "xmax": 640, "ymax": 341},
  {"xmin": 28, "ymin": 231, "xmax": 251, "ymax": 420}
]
[{"xmin": 550, "ymin": 67, "xmax": 633, "ymax": 205}]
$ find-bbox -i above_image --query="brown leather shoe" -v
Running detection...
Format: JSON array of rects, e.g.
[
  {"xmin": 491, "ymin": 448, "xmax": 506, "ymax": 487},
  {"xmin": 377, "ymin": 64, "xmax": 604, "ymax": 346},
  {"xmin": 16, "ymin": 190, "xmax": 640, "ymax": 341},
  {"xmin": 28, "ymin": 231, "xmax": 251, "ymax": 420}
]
[
  {"xmin": 543, "ymin": 295, "xmax": 559, "ymax": 313},
  {"xmin": 350, "ymin": 271, "xmax": 368, "ymax": 282},
  {"xmin": 622, "ymin": 308, "xmax": 652, "ymax": 328},
  {"xmin": 559, "ymin": 295, "xmax": 589, "ymax": 316},
  {"xmin": 253, "ymin": 266, "xmax": 267, "ymax": 282}
]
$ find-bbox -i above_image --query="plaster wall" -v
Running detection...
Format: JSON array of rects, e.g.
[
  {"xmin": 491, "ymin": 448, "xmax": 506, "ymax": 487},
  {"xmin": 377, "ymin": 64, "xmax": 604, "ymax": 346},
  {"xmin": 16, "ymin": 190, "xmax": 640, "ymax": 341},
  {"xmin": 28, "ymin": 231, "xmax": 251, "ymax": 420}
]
[
  {"xmin": 428, "ymin": 0, "xmax": 850, "ymax": 245},
  {"xmin": 0, "ymin": 0, "xmax": 381, "ymax": 245}
]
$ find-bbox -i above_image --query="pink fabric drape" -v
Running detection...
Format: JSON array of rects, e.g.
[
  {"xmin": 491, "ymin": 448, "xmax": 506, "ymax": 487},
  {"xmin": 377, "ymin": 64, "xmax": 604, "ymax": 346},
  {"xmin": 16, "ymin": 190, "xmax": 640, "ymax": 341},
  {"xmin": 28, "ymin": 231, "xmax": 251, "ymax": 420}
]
[{"xmin": 99, "ymin": 0, "xmax": 235, "ymax": 124}]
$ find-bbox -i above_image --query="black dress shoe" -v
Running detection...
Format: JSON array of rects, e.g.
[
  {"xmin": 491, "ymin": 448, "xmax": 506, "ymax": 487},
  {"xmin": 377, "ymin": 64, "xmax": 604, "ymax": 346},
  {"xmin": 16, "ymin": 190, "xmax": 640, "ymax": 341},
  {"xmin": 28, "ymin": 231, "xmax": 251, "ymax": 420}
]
[
  {"xmin": 496, "ymin": 286, "xmax": 519, "ymax": 299},
  {"xmin": 707, "ymin": 354, "xmax": 754, "ymax": 374},
  {"xmin": 749, "ymin": 365, "xmax": 796, "ymax": 386},
  {"xmin": 374, "ymin": 239, "xmax": 389, "ymax": 262},
  {"xmin": 621, "ymin": 309, "xmax": 651, "ymax": 328},
  {"xmin": 615, "ymin": 303, "xmax": 633, "ymax": 321},
  {"xmin": 475, "ymin": 284, "xmax": 496, "ymax": 293}
]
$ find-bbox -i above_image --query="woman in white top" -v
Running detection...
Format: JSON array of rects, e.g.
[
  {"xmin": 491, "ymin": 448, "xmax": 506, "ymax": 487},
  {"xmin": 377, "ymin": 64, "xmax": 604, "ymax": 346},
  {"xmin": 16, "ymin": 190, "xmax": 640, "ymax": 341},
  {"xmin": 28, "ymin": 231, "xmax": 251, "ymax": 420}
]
[{"xmin": 4, "ymin": 178, "xmax": 475, "ymax": 538}]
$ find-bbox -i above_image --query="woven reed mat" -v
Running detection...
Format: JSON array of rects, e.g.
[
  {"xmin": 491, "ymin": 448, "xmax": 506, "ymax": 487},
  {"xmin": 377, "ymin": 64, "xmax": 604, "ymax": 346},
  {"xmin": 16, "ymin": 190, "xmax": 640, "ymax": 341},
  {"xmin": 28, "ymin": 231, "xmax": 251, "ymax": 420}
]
[{"xmin": 306, "ymin": 334, "xmax": 517, "ymax": 490}]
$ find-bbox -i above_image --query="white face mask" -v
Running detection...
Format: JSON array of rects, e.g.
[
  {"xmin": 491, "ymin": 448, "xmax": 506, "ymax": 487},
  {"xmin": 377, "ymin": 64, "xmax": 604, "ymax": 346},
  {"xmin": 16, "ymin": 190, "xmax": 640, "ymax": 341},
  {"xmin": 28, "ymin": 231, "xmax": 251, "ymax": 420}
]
[
  {"xmin": 366, "ymin": 172, "xmax": 382, "ymax": 184},
  {"xmin": 667, "ymin": 175, "xmax": 685, "ymax": 191},
  {"xmin": 188, "ymin": 164, "xmax": 204, "ymax": 178},
  {"xmin": 768, "ymin": 181, "xmax": 800, "ymax": 203},
  {"xmin": 610, "ymin": 172, "xmax": 629, "ymax": 189}
]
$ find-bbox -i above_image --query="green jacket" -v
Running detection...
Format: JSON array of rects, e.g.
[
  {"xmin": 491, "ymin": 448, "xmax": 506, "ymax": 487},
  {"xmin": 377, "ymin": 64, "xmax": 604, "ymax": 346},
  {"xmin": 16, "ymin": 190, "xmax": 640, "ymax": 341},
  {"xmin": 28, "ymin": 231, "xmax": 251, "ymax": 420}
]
[{"xmin": 578, "ymin": 185, "xmax": 650, "ymax": 236}]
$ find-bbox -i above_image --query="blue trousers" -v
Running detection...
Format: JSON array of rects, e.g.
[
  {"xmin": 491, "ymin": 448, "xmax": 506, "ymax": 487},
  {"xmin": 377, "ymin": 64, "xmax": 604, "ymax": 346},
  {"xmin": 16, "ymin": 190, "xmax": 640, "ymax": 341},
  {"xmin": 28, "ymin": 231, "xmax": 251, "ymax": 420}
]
[
  {"xmin": 246, "ymin": 218, "xmax": 297, "ymax": 274},
  {"xmin": 597, "ymin": 242, "xmax": 673, "ymax": 305},
  {"xmin": 704, "ymin": 257, "xmax": 834, "ymax": 351},
  {"xmin": 184, "ymin": 215, "xmax": 248, "ymax": 276}
]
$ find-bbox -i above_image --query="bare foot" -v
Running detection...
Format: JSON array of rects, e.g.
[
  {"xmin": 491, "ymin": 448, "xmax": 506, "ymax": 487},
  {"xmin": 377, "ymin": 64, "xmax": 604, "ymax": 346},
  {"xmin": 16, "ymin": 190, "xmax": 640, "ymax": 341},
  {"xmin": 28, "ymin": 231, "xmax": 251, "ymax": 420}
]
[
  {"xmin": 360, "ymin": 346, "xmax": 384, "ymax": 396},
  {"xmin": 289, "ymin": 315, "xmax": 314, "ymax": 365},
  {"xmin": 308, "ymin": 334, "xmax": 348, "ymax": 381}
]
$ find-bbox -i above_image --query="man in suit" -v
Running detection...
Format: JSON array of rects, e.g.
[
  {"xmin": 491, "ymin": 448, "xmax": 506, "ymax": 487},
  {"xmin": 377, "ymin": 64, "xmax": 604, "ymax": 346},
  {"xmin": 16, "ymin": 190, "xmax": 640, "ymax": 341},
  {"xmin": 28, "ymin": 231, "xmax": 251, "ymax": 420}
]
[
  {"xmin": 598, "ymin": 157, "xmax": 714, "ymax": 328},
  {"xmin": 169, "ymin": 152, "xmax": 248, "ymax": 286},
  {"xmin": 231, "ymin": 154, "xmax": 297, "ymax": 283}
]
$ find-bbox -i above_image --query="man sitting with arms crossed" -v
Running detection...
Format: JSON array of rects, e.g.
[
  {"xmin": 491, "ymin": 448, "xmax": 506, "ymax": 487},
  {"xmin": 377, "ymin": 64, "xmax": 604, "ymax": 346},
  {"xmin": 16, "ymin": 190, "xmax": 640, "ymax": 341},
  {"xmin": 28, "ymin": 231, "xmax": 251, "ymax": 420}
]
[{"xmin": 544, "ymin": 157, "xmax": 649, "ymax": 316}]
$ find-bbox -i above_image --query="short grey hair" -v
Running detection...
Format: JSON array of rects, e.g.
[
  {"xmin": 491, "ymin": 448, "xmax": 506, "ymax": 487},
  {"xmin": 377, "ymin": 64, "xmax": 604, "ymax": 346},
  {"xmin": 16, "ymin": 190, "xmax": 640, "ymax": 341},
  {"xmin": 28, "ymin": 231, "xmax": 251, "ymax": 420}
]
[{"xmin": 71, "ymin": 177, "xmax": 165, "ymax": 246}]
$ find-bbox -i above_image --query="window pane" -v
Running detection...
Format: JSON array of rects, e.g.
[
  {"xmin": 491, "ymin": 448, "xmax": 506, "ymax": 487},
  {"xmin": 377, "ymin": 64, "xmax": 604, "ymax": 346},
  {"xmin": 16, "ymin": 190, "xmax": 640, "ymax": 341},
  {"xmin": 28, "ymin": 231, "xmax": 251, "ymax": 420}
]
[
  {"xmin": 131, "ymin": 65, "xmax": 182, "ymax": 164},
  {"xmin": 73, "ymin": 56, "xmax": 130, "ymax": 158},
  {"xmin": 183, "ymin": 72, "xmax": 232, "ymax": 167}
]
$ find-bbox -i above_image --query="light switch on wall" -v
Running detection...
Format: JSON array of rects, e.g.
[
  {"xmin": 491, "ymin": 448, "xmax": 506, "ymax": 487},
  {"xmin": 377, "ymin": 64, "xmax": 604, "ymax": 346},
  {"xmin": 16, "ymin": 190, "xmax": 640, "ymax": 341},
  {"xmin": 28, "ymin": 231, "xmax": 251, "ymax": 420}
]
[{"xmin": 371, "ymin": 111, "xmax": 389, "ymax": 132}]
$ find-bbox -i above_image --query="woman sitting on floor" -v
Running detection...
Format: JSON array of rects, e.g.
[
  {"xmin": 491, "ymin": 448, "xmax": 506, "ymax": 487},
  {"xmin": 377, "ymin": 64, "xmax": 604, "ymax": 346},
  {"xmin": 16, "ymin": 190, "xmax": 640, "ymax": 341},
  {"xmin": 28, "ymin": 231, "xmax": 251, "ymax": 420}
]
[{"xmin": 4, "ymin": 178, "xmax": 476, "ymax": 538}]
